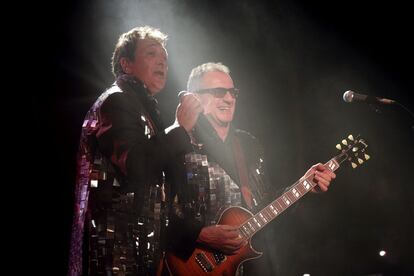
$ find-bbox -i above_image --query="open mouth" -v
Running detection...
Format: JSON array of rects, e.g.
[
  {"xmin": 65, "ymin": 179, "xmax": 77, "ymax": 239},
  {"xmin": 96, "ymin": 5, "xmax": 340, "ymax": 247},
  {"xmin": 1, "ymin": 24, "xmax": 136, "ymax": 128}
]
[{"xmin": 154, "ymin": 71, "xmax": 165, "ymax": 77}]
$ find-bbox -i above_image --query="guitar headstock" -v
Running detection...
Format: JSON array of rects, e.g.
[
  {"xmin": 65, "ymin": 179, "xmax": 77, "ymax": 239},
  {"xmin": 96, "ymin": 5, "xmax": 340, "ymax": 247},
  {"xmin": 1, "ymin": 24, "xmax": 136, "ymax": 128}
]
[{"xmin": 335, "ymin": 134, "xmax": 370, "ymax": 168}]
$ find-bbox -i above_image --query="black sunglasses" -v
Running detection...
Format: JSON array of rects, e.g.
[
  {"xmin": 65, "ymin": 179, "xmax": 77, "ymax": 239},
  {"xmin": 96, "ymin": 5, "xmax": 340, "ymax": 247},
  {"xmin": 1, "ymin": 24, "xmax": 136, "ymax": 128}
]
[{"xmin": 195, "ymin": 87, "xmax": 239, "ymax": 98}]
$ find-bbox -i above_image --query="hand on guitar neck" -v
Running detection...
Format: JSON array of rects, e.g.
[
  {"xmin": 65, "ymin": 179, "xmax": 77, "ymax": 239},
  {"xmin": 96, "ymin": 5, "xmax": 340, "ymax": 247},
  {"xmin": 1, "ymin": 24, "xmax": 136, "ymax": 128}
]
[
  {"xmin": 196, "ymin": 225, "xmax": 248, "ymax": 255},
  {"xmin": 303, "ymin": 163, "xmax": 337, "ymax": 193}
]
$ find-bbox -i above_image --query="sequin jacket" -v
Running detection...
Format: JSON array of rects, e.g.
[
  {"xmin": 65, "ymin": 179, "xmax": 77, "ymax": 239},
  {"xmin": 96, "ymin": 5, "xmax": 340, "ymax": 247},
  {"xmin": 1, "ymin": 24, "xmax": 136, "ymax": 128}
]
[{"xmin": 68, "ymin": 75, "xmax": 190, "ymax": 275}]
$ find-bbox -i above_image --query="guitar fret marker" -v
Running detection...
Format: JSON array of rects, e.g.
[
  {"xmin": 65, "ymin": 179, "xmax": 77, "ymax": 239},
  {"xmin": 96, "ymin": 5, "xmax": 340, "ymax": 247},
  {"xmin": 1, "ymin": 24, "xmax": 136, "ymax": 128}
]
[
  {"xmin": 292, "ymin": 188, "xmax": 300, "ymax": 198},
  {"xmin": 328, "ymin": 160, "xmax": 337, "ymax": 170},
  {"xmin": 282, "ymin": 196, "xmax": 290, "ymax": 205},
  {"xmin": 303, "ymin": 180, "xmax": 311, "ymax": 190}
]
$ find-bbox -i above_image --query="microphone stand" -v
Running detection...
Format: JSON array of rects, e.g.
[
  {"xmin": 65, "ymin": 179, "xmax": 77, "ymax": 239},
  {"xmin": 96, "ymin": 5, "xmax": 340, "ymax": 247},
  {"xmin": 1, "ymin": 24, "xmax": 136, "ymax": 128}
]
[
  {"xmin": 394, "ymin": 101, "xmax": 414, "ymax": 133},
  {"xmin": 367, "ymin": 100, "xmax": 414, "ymax": 134}
]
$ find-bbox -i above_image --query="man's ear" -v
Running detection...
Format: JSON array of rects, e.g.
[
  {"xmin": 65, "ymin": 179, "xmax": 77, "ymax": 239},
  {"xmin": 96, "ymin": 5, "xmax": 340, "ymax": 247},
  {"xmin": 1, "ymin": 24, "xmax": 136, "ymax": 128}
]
[{"xmin": 120, "ymin": 57, "xmax": 132, "ymax": 74}]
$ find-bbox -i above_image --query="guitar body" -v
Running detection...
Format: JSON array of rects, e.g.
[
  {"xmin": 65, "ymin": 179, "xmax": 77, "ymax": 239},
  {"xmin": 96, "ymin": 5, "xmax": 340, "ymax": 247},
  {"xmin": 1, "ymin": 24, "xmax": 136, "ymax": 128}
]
[{"xmin": 165, "ymin": 206, "xmax": 262, "ymax": 276}]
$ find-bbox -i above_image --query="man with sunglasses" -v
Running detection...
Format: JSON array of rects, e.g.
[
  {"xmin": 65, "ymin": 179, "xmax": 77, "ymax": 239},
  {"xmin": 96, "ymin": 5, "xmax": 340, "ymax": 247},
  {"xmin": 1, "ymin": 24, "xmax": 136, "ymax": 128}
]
[{"xmin": 163, "ymin": 62, "xmax": 335, "ymax": 275}]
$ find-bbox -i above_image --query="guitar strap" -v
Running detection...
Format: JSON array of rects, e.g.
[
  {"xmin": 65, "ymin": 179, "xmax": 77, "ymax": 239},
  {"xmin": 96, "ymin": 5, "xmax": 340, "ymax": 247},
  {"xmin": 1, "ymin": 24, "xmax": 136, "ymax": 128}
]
[{"xmin": 232, "ymin": 135, "xmax": 253, "ymax": 209}]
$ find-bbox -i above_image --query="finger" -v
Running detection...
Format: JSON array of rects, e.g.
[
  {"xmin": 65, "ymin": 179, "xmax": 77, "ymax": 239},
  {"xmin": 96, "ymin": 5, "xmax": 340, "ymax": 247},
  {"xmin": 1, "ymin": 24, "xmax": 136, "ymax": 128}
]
[
  {"xmin": 181, "ymin": 92, "xmax": 201, "ymax": 104},
  {"xmin": 316, "ymin": 171, "xmax": 335, "ymax": 183},
  {"xmin": 319, "ymin": 184, "xmax": 328, "ymax": 192},
  {"xmin": 234, "ymin": 237, "xmax": 246, "ymax": 247},
  {"xmin": 219, "ymin": 225, "xmax": 239, "ymax": 231},
  {"xmin": 327, "ymin": 170, "xmax": 336, "ymax": 179},
  {"xmin": 315, "ymin": 165, "xmax": 336, "ymax": 179},
  {"xmin": 224, "ymin": 231, "xmax": 241, "ymax": 240},
  {"xmin": 179, "ymin": 96, "xmax": 195, "ymax": 108},
  {"xmin": 178, "ymin": 100, "xmax": 202, "ymax": 119},
  {"xmin": 315, "ymin": 163, "xmax": 325, "ymax": 171},
  {"xmin": 222, "ymin": 248, "xmax": 238, "ymax": 255},
  {"xmin": 314, "ymin": 182, "xmax": 328, "ymax": 192},
  {"xmin": 184, "ymin": 98, "xmax": 203, "ymax": 114},
  {"xmin": 315, "ymin": 173, "xmax": 330, "ymax": 185},
  {"xmin": 190, "ymin": 103, "xmax": 203, "ymax": 116},
  {"xmin": 224, "ymin": 241, "xmax": 244, "ymax": 252},
  {"xmin": 305, "ymin": 163, "xmax": 321, "ymax": 177},
  {"xmin": 178, "ymin": 91, "xmax": 195, "ymax": 101},
  {"xmin": 314, "ymin": 176, "xmax": 329, "ymax": 191}
]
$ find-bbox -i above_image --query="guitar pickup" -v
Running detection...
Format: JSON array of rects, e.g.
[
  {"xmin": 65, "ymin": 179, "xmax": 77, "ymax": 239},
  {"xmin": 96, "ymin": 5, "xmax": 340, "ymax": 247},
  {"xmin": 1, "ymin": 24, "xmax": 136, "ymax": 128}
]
[
  {"xmin": 195, "ymin": 252, "xmax": 214, "ymax": 272},
  {"xmin": 213, "ymin": 252, "xmax": 226, "ymax": 264}
]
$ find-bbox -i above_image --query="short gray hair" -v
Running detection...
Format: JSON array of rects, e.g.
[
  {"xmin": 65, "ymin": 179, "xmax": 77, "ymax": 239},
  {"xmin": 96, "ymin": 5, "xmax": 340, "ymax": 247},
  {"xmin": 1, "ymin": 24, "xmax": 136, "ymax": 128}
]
[
  {"xmin": 187, "ymin": 62, "xmax": 230, "ymax": 91},
  {"xmin": 111, "ymin": 26, "xmax": 168, "ymax": 77}
]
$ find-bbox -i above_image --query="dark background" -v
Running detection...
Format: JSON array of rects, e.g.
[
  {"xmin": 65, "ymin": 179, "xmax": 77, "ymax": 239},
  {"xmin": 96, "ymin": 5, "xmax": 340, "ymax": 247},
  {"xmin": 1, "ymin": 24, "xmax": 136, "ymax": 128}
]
[{"xmin": 45, "ymin": 0, "xmax": 413, "ymax": 275}]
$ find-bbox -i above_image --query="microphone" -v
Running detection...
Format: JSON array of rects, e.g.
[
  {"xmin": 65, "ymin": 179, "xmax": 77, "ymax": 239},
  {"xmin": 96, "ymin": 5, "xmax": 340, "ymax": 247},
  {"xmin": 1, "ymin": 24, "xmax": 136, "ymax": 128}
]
[
  {"xmin": 343, "ymin": 90, "xmax": 395, "ymax": 105},
  {"xmin": 177, "ymin": 90, "xmax": 188, "ymax": 99}
]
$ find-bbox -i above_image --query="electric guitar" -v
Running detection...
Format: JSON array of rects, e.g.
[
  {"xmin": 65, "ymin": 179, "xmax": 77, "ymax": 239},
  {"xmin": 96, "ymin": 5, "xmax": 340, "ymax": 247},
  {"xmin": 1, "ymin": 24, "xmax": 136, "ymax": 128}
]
[{"xmin": 164, "ymin": 134, "xmax": 370, "ymax": 276}]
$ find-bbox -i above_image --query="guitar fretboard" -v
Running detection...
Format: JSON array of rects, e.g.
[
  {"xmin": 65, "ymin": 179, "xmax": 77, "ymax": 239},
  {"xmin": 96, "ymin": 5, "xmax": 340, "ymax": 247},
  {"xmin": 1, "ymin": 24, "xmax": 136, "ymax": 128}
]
[{"xmin": 238, "ymin": 159, "xmax": 340, "ymax": 239}]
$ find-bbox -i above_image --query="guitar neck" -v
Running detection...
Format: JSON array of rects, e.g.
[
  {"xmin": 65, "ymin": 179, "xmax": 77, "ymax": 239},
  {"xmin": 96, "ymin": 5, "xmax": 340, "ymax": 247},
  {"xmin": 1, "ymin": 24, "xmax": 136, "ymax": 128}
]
[{"xmin": 238, "ymin": 158, "xmax": 341, "ymax": 239}]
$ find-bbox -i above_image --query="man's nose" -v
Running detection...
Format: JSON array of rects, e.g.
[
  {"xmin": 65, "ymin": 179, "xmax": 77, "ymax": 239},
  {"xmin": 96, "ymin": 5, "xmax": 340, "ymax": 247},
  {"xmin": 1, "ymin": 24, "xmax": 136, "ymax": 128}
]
[
  {"xmin": 223, "ymin": 91, "xmax": 235, "ymax": 102},
  {"xmin": 157, "ymin": 57, "xmax": 166, "ymax": 66}
]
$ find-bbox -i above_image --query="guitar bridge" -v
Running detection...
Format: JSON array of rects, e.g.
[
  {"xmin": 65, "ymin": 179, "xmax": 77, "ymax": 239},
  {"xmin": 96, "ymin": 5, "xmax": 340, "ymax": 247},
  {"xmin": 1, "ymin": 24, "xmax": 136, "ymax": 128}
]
[{"xmin": 195, "ymin": 252, "xmax": 214, "ymax": 272}]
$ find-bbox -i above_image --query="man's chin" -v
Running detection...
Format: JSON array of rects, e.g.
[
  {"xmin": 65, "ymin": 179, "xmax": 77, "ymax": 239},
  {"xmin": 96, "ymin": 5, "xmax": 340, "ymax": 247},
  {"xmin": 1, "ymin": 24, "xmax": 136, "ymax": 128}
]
[
  {"xmin": 217, "ymin": 119, "xmax": 232, "ymax": 127},
  {"xmin": 148, "ymin": 82, "xmax": 166, "ymax": 95},
  {"xmin": 218, "ymin": 116, "xmax": 233, "ymax": 125}
]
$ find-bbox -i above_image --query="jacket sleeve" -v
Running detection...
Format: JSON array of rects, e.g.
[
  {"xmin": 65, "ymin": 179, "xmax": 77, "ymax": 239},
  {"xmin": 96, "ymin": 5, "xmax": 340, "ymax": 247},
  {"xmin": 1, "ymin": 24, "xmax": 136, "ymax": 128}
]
[
  {"xmin": 95, "ymin": 93, "xmax": 190, "ymax": 188},
  {"xmin": 166, "ymin": 206, "xmax": 204, "ymax": 259},
  {"xmin": 164, "ymin": 124, "xmax": 204, "ymax": 259}
]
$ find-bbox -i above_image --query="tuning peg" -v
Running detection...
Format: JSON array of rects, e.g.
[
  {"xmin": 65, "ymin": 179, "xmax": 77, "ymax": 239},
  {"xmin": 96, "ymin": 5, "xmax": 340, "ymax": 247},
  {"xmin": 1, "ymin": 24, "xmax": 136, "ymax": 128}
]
[
  {"xmin": 364, "ymin": 154, "xmax": 370, "ymax": 160},
  {"xmin": 358, "ymin": 158, "xmax": 364, "ymax": 164},
  {"xmin": 336, "ymin": 144, "xmax": 342, "ymax": 150},
  {"xmin": 351, "ymin": 162, "xmax": 358, "ymax": 169},
  {"xmin": 348, "ymin": 134, "xmax": 354, "ymax": 141},
  {"xmin": 342, "ymin": 139, "xmax": 348, "ymax": 146}
]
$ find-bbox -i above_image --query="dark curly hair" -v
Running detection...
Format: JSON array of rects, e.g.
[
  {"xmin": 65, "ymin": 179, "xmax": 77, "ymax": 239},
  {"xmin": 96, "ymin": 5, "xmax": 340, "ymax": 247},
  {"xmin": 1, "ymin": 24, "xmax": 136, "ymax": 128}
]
[{"xmin": 111, "ymin": 26, "xmax": 168, "ymax": 77}]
